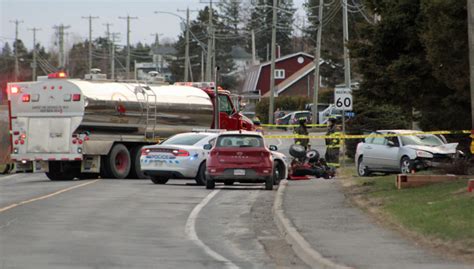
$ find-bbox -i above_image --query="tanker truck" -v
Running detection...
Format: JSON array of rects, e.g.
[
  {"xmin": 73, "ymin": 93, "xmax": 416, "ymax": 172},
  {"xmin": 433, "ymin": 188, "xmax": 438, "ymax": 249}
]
[
  {"xmin": 6, "ymin": 72, "xmax": 254, "ymax": 180},
  {"xmin": 0, "ymin": 103, "xmax": 13, "ymax": 174}
]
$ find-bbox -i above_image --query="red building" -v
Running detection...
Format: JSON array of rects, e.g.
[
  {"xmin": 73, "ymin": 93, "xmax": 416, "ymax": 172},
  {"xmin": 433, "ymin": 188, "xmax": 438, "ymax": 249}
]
[{"xmin": 242, "ymin": 52, "xmax": 323, "ymax": 98}]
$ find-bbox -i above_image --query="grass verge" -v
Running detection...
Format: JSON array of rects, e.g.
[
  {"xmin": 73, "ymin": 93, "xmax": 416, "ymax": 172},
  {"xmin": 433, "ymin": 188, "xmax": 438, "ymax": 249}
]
[{"xmin": 341, "ymin": 167, "xmax": 474, "ymax": 261}]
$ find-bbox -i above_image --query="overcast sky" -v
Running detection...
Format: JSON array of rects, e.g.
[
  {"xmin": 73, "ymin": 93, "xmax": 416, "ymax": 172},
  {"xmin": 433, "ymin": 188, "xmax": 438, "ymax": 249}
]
[{"xmin": 0, "ymin": 0, "xmax": 307, "ymax": 51}]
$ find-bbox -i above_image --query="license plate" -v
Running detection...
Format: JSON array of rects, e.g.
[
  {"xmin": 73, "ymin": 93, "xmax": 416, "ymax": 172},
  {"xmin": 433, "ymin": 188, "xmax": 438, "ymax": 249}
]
[
  {"xmin": 234, "ymin": 169, "xmax": 245, "ymax": 176},
  {"xmin": 153, "ymin": 160, "xmax": 166, "ymax": 166}
]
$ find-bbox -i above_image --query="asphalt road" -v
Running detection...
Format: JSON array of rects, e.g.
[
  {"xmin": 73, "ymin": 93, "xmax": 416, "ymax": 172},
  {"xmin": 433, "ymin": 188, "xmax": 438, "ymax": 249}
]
[{"xmin": 0, "ymin": 170, "xmax": 307, "ymax": 269}]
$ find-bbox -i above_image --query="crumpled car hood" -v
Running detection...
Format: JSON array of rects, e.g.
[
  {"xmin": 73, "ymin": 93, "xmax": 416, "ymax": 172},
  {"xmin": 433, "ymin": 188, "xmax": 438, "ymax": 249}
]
[{"xmin": 405, "ymin": 143, "xmax": 458, "ymax": 154}]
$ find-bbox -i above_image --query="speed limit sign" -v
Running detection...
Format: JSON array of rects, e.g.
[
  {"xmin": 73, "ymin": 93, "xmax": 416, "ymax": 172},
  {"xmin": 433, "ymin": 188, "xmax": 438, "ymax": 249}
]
[{"xmin": 334, "ymin": 88, "xmax": 353, "ymax": 110}]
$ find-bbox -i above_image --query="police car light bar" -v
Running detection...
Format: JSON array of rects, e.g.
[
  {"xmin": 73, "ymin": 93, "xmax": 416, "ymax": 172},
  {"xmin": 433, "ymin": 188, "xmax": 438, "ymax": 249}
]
[
  {"xmin": 48, "ymin": 71, "xmax": 68, "ymax": 79},
  {"xmin": 191, "ymin": 128, "xmax": 227, "ymax": 133}
]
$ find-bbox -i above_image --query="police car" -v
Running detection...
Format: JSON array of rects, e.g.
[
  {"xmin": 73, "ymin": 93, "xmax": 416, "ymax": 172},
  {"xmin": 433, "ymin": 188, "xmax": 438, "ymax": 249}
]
[{"xmin": 140, "ymin": 131, "xmax": 219, "ymax": 185}]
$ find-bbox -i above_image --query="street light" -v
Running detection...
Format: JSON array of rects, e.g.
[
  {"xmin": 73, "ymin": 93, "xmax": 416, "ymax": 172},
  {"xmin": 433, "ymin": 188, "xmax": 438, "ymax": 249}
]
[{"xmin": 154, "ymin": 10, "xmax": 207, "ymax": 81}]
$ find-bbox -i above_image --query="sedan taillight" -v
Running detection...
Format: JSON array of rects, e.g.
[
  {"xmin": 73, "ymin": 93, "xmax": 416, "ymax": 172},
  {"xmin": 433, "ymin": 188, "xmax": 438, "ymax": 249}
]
[
  {"xmin": 172, "ymin": 149, "xmax": 189, "ymax": 157},
  {"xmin": 141, "ymin": 148, "xmax": 151, "ymax": 156}
]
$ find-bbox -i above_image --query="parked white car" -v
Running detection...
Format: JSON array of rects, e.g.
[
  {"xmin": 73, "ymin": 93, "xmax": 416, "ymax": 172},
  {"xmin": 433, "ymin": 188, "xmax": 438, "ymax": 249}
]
[
  {"xmin": 355, "ymin": 130, "xmax": 460, "ymax": 176},
  {"xmin": 270, "ymin": 150, "xmax": 289, "ymax": 182}
]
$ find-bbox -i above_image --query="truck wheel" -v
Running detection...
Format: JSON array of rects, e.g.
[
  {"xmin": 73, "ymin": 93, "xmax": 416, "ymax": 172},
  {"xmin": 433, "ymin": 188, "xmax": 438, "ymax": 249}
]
[
  {"xmin": 195, "ymin": 162, "xmax": 207, "ymax": 186},
  {"xmin": 127, "ymin": 146, "xmax": 148, "ymax": 179},
  {"xmin": 106, "ymin": 144, "xmax": 131, "ymax": 179},
  {"xmin": 206, "ymin": 177, "xmax": 215, "ymax": 189},
  {"xmin": 46, "ymin": 171, "xmax": 75, "ymax": 181},
  {"xmin": 78, "ymin": 173, "xmax": 99, "ymax": 180},
  {"xmin": 150, "ymin": 176, "xmax": 169, "ymax": 184},
  {"xmin": 265, "ymin": 175, "xmax": 274, "ymax": 190},
  {"xmin": 1, "ymin": 164, "xmax": 10, "ymax": 174},
  {"xmin": 46, "ymin": 162, "xmax": 75, "ymax": 181}
]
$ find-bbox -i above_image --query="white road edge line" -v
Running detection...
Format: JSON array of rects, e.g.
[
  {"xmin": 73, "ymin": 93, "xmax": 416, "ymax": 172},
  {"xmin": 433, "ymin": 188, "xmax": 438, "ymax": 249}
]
[
  {"xmin": 185, "ymin": 189, "xmax": 240, "ymax": 269},
  {"xmin": 0, "ymin": 174, "xmax": 19, "ymax": 181}
]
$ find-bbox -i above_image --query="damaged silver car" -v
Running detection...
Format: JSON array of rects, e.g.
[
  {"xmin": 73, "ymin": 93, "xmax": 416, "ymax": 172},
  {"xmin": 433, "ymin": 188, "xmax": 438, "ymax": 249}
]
[{"xmin": 355, "ymin": 130, "xmax": 463, "ymax": 176}]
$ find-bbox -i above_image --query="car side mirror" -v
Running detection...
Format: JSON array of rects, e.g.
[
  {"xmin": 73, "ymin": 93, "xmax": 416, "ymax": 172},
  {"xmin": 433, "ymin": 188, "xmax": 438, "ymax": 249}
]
[
  {"xmin": 203, "ymin": 144, "xmax": 212, "ymax": 150},
  {"xmin": 269, "ymin": 145, "xmax": 278, "ymax": 151},
  {"xmin": 387, "ymin": 141, "xmax": 395, "ymax": 147}
]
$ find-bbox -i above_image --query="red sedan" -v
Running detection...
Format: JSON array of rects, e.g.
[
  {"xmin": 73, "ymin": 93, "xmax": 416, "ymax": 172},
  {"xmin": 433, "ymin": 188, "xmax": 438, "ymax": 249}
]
[{"xmin": 204, "ymin": 131, "xmax": 277, "ymax": 190}]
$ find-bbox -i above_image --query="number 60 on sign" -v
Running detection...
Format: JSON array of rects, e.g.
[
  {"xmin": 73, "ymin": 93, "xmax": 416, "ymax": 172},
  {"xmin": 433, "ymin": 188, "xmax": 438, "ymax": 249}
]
[{"xmin": 334, "ymin": 88, "xmax": 353, "ymax": 110}]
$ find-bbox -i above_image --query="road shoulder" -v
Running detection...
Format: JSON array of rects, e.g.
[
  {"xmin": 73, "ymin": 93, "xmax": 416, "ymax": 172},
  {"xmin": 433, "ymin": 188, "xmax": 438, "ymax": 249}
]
[
  {"xmin": 274, "ymin": 178, "xmax": 473, "ymax": 269},
  {"xmin": 340, "ymin": 173, "xmax": 474, "ymax": 264}
]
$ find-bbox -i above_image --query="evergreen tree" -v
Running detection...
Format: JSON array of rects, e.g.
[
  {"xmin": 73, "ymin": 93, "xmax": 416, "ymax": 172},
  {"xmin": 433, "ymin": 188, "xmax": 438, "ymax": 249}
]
[
  {"xmin": 304, "ymin": 0, "xmax": 364, "ymax": 87},
  {"xmin": 2, "ymin": 42, "xmax": 12, "ymax": 56},
  {"xmin": 349, "ymin": 0, "xmax": 470, "ymax": 135},
  {"xmin": 68, "ymin": 42, "xmax": 88, "ymax": 78},
  {"xmin": 218, "ymin": 0, "xmax": 241, "ymax": 36},
  {"xmin": 170, "ymin": 6, "xmax": 236, "ymax": 89},
  {"xmin": 246, "ymin": 0, "xmax": 296, "ymax": 61},
  {"xmin": 418, "ymin": 0, "xmax": 470, "ymax": 130}
]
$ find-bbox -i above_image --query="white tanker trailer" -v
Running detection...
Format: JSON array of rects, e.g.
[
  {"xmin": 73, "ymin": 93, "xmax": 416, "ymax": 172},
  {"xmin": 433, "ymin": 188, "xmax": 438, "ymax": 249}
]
[{"xmin": 6, "ymin": 73, "xmax": 254, "ymax": 180}]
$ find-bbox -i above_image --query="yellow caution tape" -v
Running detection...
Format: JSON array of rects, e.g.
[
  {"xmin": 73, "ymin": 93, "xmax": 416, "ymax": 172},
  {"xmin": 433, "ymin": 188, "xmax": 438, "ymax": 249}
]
[
  {"xmin": 471, "ymin": 132, "xmax": 474, "ymax": 154},
  {"xmin": 261, "ymin": 123, "xmax": 327, "ymax": 128},
  {"xmin": 264, "ymin": 130, "xmax": 471, "ymax": 140}
]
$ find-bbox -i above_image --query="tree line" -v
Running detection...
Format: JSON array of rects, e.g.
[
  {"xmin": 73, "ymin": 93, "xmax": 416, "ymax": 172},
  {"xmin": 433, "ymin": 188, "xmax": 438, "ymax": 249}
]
[{"xmin": 346, "ymin": 0, "xmax": 471, "ymax": 154}]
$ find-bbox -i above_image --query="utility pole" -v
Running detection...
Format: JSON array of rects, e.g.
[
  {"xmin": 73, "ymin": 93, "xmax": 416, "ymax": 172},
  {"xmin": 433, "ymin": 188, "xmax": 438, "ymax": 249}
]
[
  {"xmin": 342, "ymin": 0, "xmax": 351, "ymax": 91},
  {"xmin": 341, "ymin": 0, "xmax": 351, "ymax": 166},
  {"xmin": 82, "ymin": 15, "xmax": 99, "ymax": 73},
  {"xmin": 103, "ymin": 22, "xmax": 112, "ymax": 41},
  {"xmin": 110, "ymin": 33, "xmax": 120, "ymax": 80},
  {"xmin": 104, "ymin": 22, "xmax": 113, "ymax": 75},
  {"xmin": 312, "ymin": 0, "xmax": 324, "ymax": 125},
  {"xmin": 28, "ymin": 27, "xmax": 41, "ymax": 81},
  {"xmin": 468, "ymin": 0, "xmax": 474, "ymax": 153},
  {"xmin": 201, "ymin": 51, "xmax": 205, "ymax": 81},
  {"xmin": 150, "ymin": 33, "xmax": 162, "ymax": 73},
  {"xmin": 177, "ymin": 7, "xmax": 193, "ymax": 82},
  {"xmin": 205, "ymin": 0, "xmax": 214, "ymax": 81},
  {"xmin": 214, "ymin": 66, "xmax": 220, "ymax": 129},
  {"xmin": 53, "ymin": 24, "xmax": 70, "ymax": 69},
  {"xmin": 212, "ymin": 27, "xmax": 216, "ymax": 77},
  {"xmin": 268, "ymin": 0, "xmax": 278, "ymax": 124},
  {"xmin": 10, "ymin": 19, "xmax": 23, "ymax": 81},
  {"xmin": 119, "ymin": 15, "xmax": 138, "ymax": 79}
]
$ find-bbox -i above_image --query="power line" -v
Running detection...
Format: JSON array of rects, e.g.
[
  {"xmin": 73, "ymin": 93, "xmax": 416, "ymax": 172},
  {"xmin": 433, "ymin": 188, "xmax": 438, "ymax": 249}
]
[
  {"xmin": 28, "ymin": 27, "xmax": 41, "ymax": 80},
  {"xmin": 10, "ymin": 19, "xmax": 23, "ymax": 81},
  {"xmin": 118, "ymin": 15, "xmax": 138, "ymax": 79},
  {"xmin": 53, "ymin": 24, "xmax": 70, "ymax": 69},
  {"xmin": 82, "ymin": 15, "xmax": 100, "ymax": 72}
]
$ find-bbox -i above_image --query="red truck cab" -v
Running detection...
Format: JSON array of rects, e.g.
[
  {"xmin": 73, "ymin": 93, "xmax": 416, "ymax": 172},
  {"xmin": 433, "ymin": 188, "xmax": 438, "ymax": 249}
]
[{"xmin": 174, "ymin": 82, "xmax": 254, "ymax": 131}]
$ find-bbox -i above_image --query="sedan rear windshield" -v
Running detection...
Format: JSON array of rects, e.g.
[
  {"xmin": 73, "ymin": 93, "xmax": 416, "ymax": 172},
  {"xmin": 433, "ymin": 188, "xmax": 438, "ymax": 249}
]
[
  {"xmin": 216, "ymin": 135, "xmax": 264, "ymax": 148},
  {"xmin": 294, "ymin": 112, "xmax": 310, "ymax": 119},
  {"xmin": 161, "ymin": 134, "xmax": 207, "ymax": 146}
]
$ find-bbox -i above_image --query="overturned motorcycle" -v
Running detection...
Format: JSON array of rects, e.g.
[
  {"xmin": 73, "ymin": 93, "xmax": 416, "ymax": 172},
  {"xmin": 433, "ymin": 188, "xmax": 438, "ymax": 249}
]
[{"xmin": 288, "ymin": 144, "xmax": 336, "ymax": 180}]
